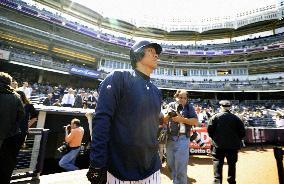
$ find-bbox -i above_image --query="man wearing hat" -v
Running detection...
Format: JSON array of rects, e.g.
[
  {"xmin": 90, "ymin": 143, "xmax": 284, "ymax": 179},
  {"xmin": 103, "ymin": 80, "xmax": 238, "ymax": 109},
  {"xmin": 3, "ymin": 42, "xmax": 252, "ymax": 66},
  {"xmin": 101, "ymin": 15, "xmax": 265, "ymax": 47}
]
[
  {"xmin": 87, "ymin": 41, "xmax": 163, "ymax": 183},
  {"xmin": 207, "ymin": 100, "xmax": 246, "ymax": 184}
]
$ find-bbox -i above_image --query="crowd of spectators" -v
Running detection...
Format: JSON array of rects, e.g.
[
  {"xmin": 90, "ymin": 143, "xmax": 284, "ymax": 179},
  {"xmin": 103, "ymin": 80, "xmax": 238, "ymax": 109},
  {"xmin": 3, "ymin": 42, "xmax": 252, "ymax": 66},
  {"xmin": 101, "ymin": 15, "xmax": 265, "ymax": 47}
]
[
  {"xmin": 10, "ymin": 75, "xmax": 283, "ymax": 129},
  {"xmin": 152, "ymin": 77, "xmax": 284, "ymax": 91},
  {"xmin": 22, "ymin": 82, "xmax": 98, "ymax": 109},
  {"xmin": 188, "ymin": 101, "xmax": 284, "ymax": 128},
  {"xmin": 4, "ymin": 70, "xmax": 98, "ymax": 110}
]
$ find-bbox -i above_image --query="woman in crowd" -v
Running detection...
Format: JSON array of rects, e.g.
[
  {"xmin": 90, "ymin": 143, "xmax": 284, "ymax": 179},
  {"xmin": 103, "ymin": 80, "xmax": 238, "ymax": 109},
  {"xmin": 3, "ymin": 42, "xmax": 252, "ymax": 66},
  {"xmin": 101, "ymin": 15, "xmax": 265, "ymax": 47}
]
[
  {"xmin": 16, "ymin": 90, "xmax": 38, "ymax": 129},
  {"xmin": 16, "ymin": 91, "xmax": 38, "ymax": 141}
]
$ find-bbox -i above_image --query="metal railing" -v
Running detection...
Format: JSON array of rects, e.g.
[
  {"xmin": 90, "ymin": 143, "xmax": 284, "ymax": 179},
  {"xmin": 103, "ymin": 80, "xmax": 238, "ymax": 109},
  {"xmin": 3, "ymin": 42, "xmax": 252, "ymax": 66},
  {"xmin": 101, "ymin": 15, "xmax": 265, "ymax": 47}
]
[{"xmin": 11, "ymin": 128, "xmax": 49, "ymax": 183}]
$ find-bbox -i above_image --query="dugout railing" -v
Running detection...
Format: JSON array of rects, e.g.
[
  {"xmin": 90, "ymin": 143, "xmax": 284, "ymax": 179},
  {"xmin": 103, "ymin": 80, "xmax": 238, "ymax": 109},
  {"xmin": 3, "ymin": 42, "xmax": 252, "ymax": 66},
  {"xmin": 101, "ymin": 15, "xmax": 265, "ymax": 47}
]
[{"xmin": 10, "ymin": 128, "xmax": 49, "ymax": 184}]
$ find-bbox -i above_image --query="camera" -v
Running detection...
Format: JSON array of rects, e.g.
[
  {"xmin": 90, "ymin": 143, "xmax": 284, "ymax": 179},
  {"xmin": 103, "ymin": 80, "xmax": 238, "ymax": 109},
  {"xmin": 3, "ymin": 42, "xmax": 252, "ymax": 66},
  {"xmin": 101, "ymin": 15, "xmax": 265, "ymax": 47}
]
[
  {"xmin": 168, "ymin": 104, "xmax": 183, "ymax": 118},
  {"xmin": 168, "ymin": 110, "xmax": 178, "ymax": 118},
  {"xmin": 63, "ymin": 125, "xmax": 71, "ymax": 133},
  {"xmin": 190, "ymin": 132, "xmax": 205, "ymax": 147},
  {"xmin": 57, "ymin": 142, "xmax": 69, "ymax": 153}
]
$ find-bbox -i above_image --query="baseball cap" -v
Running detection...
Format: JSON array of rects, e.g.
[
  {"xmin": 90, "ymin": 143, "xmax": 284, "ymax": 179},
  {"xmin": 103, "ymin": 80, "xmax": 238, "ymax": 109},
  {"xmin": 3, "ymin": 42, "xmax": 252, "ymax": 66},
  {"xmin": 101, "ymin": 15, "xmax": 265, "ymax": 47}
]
[
  {"xmin": 219, "ymin": 100, "xmax": 231, "ymax": 107},
  {"xmin": 131, "ymin": 40, "xmax": 162, "ymax": 55}
]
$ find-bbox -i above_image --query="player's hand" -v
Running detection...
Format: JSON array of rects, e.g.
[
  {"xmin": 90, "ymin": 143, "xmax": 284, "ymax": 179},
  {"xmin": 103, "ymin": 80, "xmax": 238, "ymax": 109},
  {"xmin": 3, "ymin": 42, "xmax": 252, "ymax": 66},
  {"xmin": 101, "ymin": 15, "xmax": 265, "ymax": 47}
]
[{"xmin": 86, "ymin": 167, "xmax": 107, "ymax": 184}]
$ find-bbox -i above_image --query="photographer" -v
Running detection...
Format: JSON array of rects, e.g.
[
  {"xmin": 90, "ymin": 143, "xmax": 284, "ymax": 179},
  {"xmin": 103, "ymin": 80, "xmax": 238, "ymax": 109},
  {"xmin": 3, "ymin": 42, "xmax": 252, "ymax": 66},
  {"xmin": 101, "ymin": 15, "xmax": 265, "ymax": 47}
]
[
  {"xmin": 58, "ymin": 118, "xmax": 84, "ymax": 171},
  {"xmin": 165, "ymin": 89, "xmax": 198, "ymax": 184}
]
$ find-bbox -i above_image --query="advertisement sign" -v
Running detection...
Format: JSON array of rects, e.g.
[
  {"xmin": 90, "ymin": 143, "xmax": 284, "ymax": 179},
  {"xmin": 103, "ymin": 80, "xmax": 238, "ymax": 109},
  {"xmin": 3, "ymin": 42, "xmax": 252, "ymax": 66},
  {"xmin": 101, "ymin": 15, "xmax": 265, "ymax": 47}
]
[
  {"xmin": 189, "ymin": 127, "xmax": 212, "ymax": 154},
  {"xmin": 0, "ymin": 49, "xmax": 10, "ymax": 60},
  {"xmin": 69, "ymin": 66, "xmax": 101, "ymax": 79},
  {"xmin": 245, "ymin": 127, "xmax": 266, "ymax": 143}
]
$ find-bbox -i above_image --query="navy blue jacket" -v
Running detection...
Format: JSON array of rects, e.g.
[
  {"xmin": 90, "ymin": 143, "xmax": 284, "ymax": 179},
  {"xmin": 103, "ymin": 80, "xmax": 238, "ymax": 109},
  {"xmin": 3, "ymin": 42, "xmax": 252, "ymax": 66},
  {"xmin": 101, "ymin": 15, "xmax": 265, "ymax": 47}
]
[
  {"xmin": 208, "ymin": 110, "xmax": 246, "ymax": 149},
  {"xmin": 0, "ymin": 85, "xmax": 24, "ymax": 142},
  {"xmin": 90, "ymin": 69, "xmax": 162, "ymax": 180}
]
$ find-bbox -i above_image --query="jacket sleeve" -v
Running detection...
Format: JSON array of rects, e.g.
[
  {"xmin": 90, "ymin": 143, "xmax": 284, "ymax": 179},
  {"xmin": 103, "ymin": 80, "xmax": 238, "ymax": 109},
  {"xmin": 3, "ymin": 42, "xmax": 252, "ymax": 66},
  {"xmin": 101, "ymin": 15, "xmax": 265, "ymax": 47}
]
[
  {"xmin": 187, "ymin": 103, "xmax": 198, "ymax": 119},
  {"xmin": 16, "ymin": 96, "xmax": 25, "ymax": 127},
  {"xmin": 207, "ymin": 115, "xmax": 217, "ymax": 138},
  {"xmin": 236, "ymin": 116, "xmax": 246, "ymax": 139},
  {"xmin": 29, "ymin": 104, "xmax": 38, "ymax": 119},
  {"xmin": 61, "ymin": 94, "xmax": 67, "ymax": 104},
  {"xmin": 65, "ymin": 129, "xmax": 74, "ymax": 143},
  {"xmin": 89, "ymin": 71, "xmax": 124, "ymax": 168}
]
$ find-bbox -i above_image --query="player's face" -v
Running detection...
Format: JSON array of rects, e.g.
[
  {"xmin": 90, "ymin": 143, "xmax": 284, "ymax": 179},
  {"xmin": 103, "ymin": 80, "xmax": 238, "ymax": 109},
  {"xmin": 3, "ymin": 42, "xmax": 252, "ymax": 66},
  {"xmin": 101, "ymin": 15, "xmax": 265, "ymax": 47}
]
[{"xmin": 141, "ymin": 47, "xmax": 159, "ymax": 70}]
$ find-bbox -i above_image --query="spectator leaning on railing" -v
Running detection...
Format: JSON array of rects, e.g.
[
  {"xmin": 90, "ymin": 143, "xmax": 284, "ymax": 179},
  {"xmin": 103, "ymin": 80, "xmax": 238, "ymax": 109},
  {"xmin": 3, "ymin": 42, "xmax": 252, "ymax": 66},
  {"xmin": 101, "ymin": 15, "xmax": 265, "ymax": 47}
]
[
  {"xmin": 61, "ymin": 88, "xmax": 75, "ymax": 107},
  {"xmin": 17, "ymin": 81, "xmax": 32, "ymax": 99}
]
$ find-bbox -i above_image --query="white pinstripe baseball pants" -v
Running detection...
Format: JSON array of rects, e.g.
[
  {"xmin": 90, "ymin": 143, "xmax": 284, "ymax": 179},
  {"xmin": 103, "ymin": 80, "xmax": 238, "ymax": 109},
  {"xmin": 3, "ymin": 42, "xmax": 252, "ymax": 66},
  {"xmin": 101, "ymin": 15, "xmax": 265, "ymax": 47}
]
[{"xmin": 106, "ymin": 170, "xmax": 161, "ymax": 184}]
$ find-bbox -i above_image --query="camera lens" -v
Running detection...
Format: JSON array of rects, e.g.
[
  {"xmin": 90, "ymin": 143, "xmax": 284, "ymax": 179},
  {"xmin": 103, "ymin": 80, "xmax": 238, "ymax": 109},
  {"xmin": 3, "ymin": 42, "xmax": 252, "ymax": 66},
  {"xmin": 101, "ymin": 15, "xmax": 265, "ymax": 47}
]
[
  {"xmin": 190, "ymin": 132, "xmax": 205, "ymax": 147},
  {"xmin": 190, "ymin": 132, "xmax": 198, "ymax": 141},
  {"xmin": 168, "ymin": 111, "xmax": 177, "ymax": 118}
]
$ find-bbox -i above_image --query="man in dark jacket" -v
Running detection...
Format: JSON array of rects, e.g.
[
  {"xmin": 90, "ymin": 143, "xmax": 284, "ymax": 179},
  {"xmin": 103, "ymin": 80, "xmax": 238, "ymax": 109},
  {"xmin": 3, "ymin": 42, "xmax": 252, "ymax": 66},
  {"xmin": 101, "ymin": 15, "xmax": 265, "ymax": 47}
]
[
  {"xmin": 208, "ymin": 100, "xmax": 246, "ymax": 184},
  {"xmin": 0, "ymin": 72, "xmax": 25, "ymax": 184},
  {"xmin": 73, "ymin": 91, "xmax": 85, "ymax": 108},
  {"xmin": 87, "ymin": 91, "xmax": 98, "ymax": 109},
  {"xmin": 42, "ymin": 93, "xmax": 53, "ymax": 106},
  {"xmin": 86, "ymin": 40, "xmax": 162, "ymax": 184}
]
